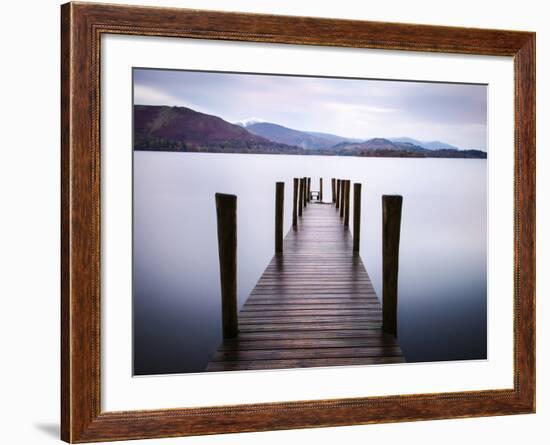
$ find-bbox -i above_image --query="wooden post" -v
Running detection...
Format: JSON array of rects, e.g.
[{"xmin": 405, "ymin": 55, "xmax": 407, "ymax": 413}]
[
  {"xmin": 331, "ymin": 178, "xmax": 336, "ymax": 203},
  {"xmin": 275, "ymin": 182, "xmax": 284, "ymax": 253},
  {"xmin": 303, "ymin": 177, "xmax": 308, "ymax": 208},
  {"xmin": 353, "ymin": 183, "xmax": 361, "ymax": 252},
  {"xmin": 338, "ymin": 179, "xmax": 342, "ymax": 208},
  {"xmin": 382, "ymin": 195, "xmax": 403, "ymax": 337},
  {"xmin": 292, "ymin": 178, "xmax": 299, "ymax": 227},
  {"xmin": 215, "ymin": 193, "xmax": 238, "ymax": 338},
  {"xmin": 319, "ymin": 178, "xmax": 323, "ymax": 202},
  {"xmin": 307, "ymin": 177, "xmax": 311, "ymax": 203},
  {"xmin": 298, "ymin": 178, "xmax": 304, "ymax": 216},
  {"xmin": 344, "ymin": 180, "xmax": 350, "ymax": 227},
  {"xmin": 339, "ymin": 180, "xmax": 345, "ymax": 218}
]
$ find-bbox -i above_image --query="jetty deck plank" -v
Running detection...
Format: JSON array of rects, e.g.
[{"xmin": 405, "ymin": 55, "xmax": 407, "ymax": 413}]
[{"xmin": 206, "ymin": 201, "xmax": 405, "ymax": 371}]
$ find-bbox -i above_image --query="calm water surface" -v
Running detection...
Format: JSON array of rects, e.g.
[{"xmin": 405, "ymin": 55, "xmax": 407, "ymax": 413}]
[{"xmin": 133, "ymin": 152, "xmax": 487, "ymax": 375}]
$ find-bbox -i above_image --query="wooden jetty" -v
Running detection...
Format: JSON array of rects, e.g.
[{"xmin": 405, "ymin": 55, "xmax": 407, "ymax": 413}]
[{"xmin": 208, "ymin": 181, "xmax": 405, "ymax": 372}]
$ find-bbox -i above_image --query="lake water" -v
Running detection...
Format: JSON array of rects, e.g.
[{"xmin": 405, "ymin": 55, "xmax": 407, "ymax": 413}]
[{"xmin": 133, "ymin": 152, "xmax": 487, "ymax": 375}]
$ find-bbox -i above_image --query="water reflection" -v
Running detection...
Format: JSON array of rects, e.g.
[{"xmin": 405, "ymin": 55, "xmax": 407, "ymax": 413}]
[{"xmin": 133, "ymin": 152, "xmax": 486, "ymax": 375}]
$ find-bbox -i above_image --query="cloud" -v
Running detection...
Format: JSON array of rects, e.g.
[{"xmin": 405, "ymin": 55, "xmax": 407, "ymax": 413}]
[
  {"xmin": 134, "ymin": 84, "xmax": 179, "ymax": 106},
  {"xmin": 133, "ymin": 69, "xmax": 487, "ymax": 150}
]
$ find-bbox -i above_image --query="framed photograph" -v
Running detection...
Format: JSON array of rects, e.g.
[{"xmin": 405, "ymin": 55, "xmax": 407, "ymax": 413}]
[{"xmin": 61, "ymin": 2, "xmax": 535, "ymax": 442}]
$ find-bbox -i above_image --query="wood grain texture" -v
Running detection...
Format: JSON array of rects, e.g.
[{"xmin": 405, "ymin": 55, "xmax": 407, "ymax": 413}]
[
  {"xmin": 382, "ymin": 195, "xmax": 402, "ymax": 336},
  {"xmin": 215, "ymin": 193, "xmax": 239, "ymax": 338},
  {"xmin": 292, "ymin": 177, "xmax": 298, "ymax": 227},
  {"xmin": 353, "ymin": 183, "xmax": 361, "ymax": 252},
  {"xmin": 61, "ymin": 2, "xmax": 535, "ymax": 442},
  {"xmin": 275, "ymin": 182, "xmax": 284, "ymax": 253},
  {"xmin": 207, "ymin": 203, "xmax": 404, "ymax": 372},
  {"xmin": 298, "ymin": 177, "xmax": 304, "ymax": 216}
]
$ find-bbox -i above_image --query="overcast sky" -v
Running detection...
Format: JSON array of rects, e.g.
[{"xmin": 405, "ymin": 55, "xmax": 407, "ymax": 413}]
[{"xmin": 134, "ymin": 68, "xmax": 487, "ymax": 150}]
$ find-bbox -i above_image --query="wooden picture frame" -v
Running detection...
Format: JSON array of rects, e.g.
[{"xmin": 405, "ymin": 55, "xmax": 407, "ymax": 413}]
[{"xmin": 61, "ymin": 2, "xmax": 535, "ymax": 442}]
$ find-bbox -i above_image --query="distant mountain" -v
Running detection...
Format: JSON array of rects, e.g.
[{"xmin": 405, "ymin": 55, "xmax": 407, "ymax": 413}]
[
  {"xmin": 422, "ymin": 140, "xmax": 462, "ymax": 151},
  {"xmin": 305, "ymin": 131, "xmax": 362, "ymax": 145},
  {"xmin": 333, "ymin": 138, "xmax": 486, "ymax": 158},
  {"xmin": 244, "ymin": 122, "xmax": 351, "ymax": 150},
  {"xmin": 235, "ymin": 117, "xmax": 265, "ymax": 127},
  {"xmin": 134, "ymin": 106, "xmax": 486, "ymax": 159},
  {"xmin": 390, "ymin": 137, "xmax": 463, "ymax": 151},
  {"xmin": 244, "ymin": 125, "xmax": 473, "ymax": 153},
  {"xmin": 334, "ymin": 138, "xmax": 425, "ymax": 154},
  {"xmin": 134, "ymin": 105, "xmax": 303, "ymax": 154}
]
